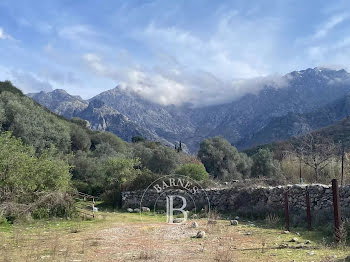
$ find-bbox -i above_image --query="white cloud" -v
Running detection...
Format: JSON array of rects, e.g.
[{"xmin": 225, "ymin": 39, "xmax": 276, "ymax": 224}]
[
  {"xmin": 0, "ymin": 27, "xmax": 14, "ymax": 40},
  {"xmin": 79, "ymin": 11, "xmax": 288, "ymax": 107},
  {"xmin": 313, "ymin": 13, "xmax": 348, "ymax": 39},
  {"xmin": 82, "ymin": 52, "xmax": 288, "ymax": 107},
  {"xmin": 9, "ymin": 70, "xmax": 53, "ymax": 93}
]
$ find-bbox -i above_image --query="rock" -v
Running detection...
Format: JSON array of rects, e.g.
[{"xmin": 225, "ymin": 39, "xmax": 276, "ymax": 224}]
[
  {"xmin": 133, "ymin": 208, "xmax": 141, "ymax": 213},
  {"xmin": 126, "ymin": 208, "xmax": 133, "ymax": 213},
  {"xmin": 296, "ymin": 243, "xmax": 305, "ymax": 249},
  {"xmin": 173, "ymin": 218, "xmax": 183, "ymax": 223},
  {"xmin": 141, "ymin": 207, "xmax": 150, "ymax": 212},
  {"xmin": 279, "ymin": 243, "xmax": 288, "ymax": 248},
  {"xmin": 234, "ymin": 216, "xmax": 239, "ymax": 220},
  {"xmin": 196, "ymin": 231, "xmax": 206, "ymax": 238},
  {"xmin": 307, "ymin": 251, "xmax": 315, "ymax": 256},
  {"xmin": 289, "ymin": 237, "xmax": 298, "ymax": 242},
  {"xmin": 230, "ymin": 220, "xmax": 239, "ymax": 226},
  {"xmin": 191, "ymin": 214, "xmax": 198, "ymax": 219},
  {"xmin": 305, "ymin": 240, "xmax": 311, "ymax": 244},
  {"xmin": 192, "ymin": 222, "xmax": 198, "ymax": 228},
  {"xmin": 283, "ymin": 231, "xmax": 290, "ymax": 234}
]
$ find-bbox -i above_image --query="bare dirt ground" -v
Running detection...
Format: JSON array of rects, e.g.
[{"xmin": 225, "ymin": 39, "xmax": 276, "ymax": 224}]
[{"xmin": 1, "ymin": 213, "xmax": 349, "ymax": 262}]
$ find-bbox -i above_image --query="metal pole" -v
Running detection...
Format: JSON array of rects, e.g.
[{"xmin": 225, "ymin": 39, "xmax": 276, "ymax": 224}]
[
  {"xmin": 341, "ymin": 144, "xmax": 344, "ymax": 186},
  {"xmin": 299, "ymin": 158, "xmax": 302, "ymax": 184},
  {"xmin": 332, "ymin": 179, "xmax": 342, "ymax": 242},
  {"xmin": 306, "ymin": 188, "xmax": 312, "ymax": 231},
  {"xmin": 92, "ymin": 198, "xmax": 95, "ymax": 218},
  {"xmin": 284, "ymin": 191, "xmax": 290, "ymax": 232}
]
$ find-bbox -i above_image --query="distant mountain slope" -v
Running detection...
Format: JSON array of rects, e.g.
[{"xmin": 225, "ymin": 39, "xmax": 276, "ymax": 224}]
[
  {"xmin": 238, "ymin": 93, "xmax": 350, "ymax": 149},
  {"xmin": 76, "ymin": 99, "xmax": 161, "ymax": 143},
  {"xmin": 27, "ymin": 67, "xmax": 350, "ymax": 152},
  {"xmin": 27, "ymin": 89, "xmax": 88, "ymax": 119},
  {"xmin": 28, "ymin": 89, "xmax": 161, "ymax": 144}
]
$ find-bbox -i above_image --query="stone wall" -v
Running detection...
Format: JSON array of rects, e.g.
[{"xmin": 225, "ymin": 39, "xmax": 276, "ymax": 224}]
[{"xmin": 121, "ymin": 184, "xmax": 350, "ymax": 217}]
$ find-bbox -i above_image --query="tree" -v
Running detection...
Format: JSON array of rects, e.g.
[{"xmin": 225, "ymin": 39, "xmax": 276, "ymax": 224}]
[
  {"xmin": 198, "ymin": 137, "xmax": 252, "ymax": 180},
  {"xmin": 91, "ymin": 131, "xmax": 128, "ymax": 155},
  {"xmin": 132, "ymin": 135, "xmax": 145, "ymax": 143},
  {"xmin": 251, "ymin": 148, "xmax": 280, "ymax": 178},
  {"xmin": 175, "ymin": 163, "xmax": 209, "ymax": 181},
  {"xmin": 102, "ymin": 157, "xmax": 141, "ymax": 207},
  {"xmin": 134, "ymin": 143, "xmax": 180, "ymax": 175},
  {"xmin": 0, "ymin": 132, "xmax": 71, "ymax": 214},
  {"xmin": 296, "ymin": 133, "xmax": 336, "ymax": 182},
  {"xmin": 70, "ymin": 126, "xmax": 91, "ymax": 152}
]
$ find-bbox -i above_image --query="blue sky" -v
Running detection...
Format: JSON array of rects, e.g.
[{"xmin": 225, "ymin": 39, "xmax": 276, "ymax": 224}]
[{"xmin": 1, "ymin": 0, "xmax": 350, "ymax": 106}]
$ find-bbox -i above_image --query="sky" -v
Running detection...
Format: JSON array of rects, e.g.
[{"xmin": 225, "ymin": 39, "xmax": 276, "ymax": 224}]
[{"xmin": 1, "ymin": 0, "xmax": 350, "ymax": 106}]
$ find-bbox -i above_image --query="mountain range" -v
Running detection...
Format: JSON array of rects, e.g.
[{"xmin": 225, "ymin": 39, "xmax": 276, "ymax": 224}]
[{"xmin": 27, "ymin": 67, "xmax": 350, "ymax": 152}]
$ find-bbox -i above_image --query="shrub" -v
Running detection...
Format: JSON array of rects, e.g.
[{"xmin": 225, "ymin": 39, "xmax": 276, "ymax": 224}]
[{"xmin": 175, "ymin": 163, "xmax": 209, "ymax": 181}]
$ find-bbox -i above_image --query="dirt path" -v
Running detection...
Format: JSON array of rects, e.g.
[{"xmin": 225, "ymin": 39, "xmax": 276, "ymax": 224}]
[
  {"xmin": 1, "ymin": 216, "xmax": 348, "ymax": 262},
  {"xmin": 61, "ymin": 220, "xmax": 283, "ymax": 262}
]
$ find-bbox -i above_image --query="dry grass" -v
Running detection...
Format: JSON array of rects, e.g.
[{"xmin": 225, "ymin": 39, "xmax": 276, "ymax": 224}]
[{"xmin": 0, "ymin": 212, "xmax": 349, "ymax": 261}]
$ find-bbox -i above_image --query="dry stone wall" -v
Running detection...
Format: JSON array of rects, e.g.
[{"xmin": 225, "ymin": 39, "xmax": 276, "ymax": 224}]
[{"xmin": 122, "ymin": 184, "xmax": 350, "ymax": 215}]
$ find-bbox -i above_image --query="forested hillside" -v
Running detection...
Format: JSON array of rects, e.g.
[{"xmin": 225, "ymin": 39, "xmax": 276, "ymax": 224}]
[{"xmin": 2, "ymin": 80, "xmax": 350, "ymax": 223}]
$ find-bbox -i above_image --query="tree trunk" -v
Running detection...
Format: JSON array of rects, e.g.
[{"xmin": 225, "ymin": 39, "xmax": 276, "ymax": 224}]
[{"xmin": 314, "ymin": 165, "xmax": 319, "ymax": 182}]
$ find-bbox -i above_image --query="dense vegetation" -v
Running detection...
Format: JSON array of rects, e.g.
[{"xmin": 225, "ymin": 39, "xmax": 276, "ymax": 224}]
[{"xmin": 1, "ymin": 80, "xmax": 349, "ymax": 223}]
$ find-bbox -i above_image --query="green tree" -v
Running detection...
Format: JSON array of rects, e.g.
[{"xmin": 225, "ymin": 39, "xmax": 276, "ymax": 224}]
[
  {"xmin": 0, "ymin": 132, "xmax": 71, "ymax": 204},
  {"xmin": 147, "ymin": 146, "xmax": 180, "ymax": 174},
  {"xmin": 198, "ymin": 137, "xmax": 252, "ymax": 180},
  {"xmin": 175, "ymin": 163, "xmax": 209, "ymax": 181},
  {"xmin": 132, "ymin": 135, "xmax": 145, "ymax": 143},
  {"xmin": 102, "ymin": 157, "xmax": 141, "ymax": 207},
  {"xmin": 70, "ymin": 126, "xmax": 91, "ymax": 152},
  {"xmin": 251, "ymin": 148, "xmax": 280, "ymax": 177}
]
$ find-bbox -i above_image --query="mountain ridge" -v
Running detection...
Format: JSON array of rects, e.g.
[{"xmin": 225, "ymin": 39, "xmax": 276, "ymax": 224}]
[{"xmin": 27, "ymin": 67, "xmax": 350, "ymax": 152}]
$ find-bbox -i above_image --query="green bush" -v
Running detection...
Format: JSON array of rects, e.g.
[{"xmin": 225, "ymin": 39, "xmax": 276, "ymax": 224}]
[{"xmin": 175, "ymin": 163, "xmax": 209, "ymax": 181}]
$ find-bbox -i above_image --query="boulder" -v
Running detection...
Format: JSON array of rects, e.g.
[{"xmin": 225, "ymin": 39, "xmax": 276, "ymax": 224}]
[
  {"xmin": 230, "ymin": 220, "xmax": 239, "ymax": 226},
  {"xmin": 141, "ymin": 207, "xmax": 150, "ymax": 212},
  {"xmin": 196, "ymin": 231, "xmax": 206, "ymax": 238}
]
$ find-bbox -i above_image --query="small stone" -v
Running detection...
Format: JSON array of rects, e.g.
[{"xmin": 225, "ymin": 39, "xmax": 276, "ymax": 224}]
[
  {"xmin": 305, "ymin": 240, "xmax": 311, "ymax": 244},
  {"xmin": 307, "ymin": 251, "xmax": 315, "ymax": 256},
  {"xmin": 328, "ymin": 255, "xmax": 337, "ymax": 259},
  {"xmin": 192, "ymin": 222, "xmax": 198, "ymax": 228},
  {"xmin": 191, "ymin": 214, "xmax": 198, "ymax": 219},
  {"xmin": 283, "ymin": 231, "xmax": 290, "ymax": 234},
  {"xmin": 173, "ymin": 218, "xmax": 183, "ymax": 223},
  {"xmin": 234, "ymin": 216, "xmax": 239, "ymax": 220},
  {"xmin": 296, "ymin": 232, "xmax": 300, "ymax": 236},
  {"xmin": 141, "ymin": 207, "xmax": 150, "ymax": 212},
  {"xmin": 196, "ymin": 231, "xmax": 206, "ymax": 238},
  {"xmin": 244, "ymin": 232, "xmax": 252, "ymax": 236},
  {"xmin": 230, "ymin": 219, "xmax": 239, "ymax": 226},
  {"xmin": 279, "ymin": 243, "xmax": 288, "ymax": 248},
  {"xmin": 289, "ymin": 237, "xmax": 298, "ymax": 242},
  {"xmin": 296, "ymin": 243, "xmax": 305, "ymax": 249},
  {"xmin": 126, "ymin": 208, "xmax": 133, "ymax": 213},
  {"xmin": 133, "ymin": 208, "xmax": 141, "ymax": 213}
]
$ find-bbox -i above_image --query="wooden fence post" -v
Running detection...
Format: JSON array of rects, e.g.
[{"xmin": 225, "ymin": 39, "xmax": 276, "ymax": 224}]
[
  {"xmin": 284, "ymin": 191, "xmax": 290, "ymax": 232},
  {"xmin": 306, "ymin": 188, "xmax": 312, "ymax": 231},
  {"xmin": 332, "ymin": 179, "xmax": 342, "ymax": 243}
]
